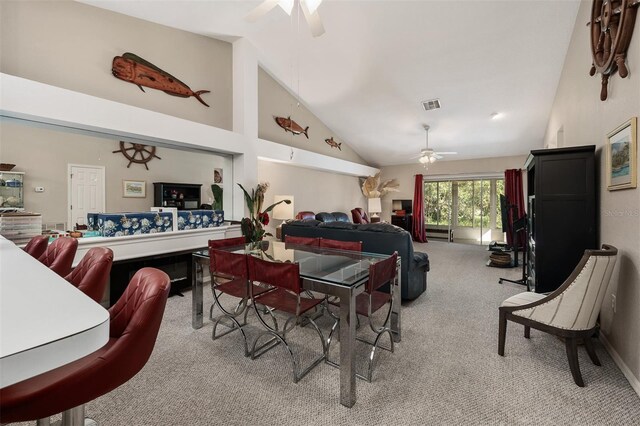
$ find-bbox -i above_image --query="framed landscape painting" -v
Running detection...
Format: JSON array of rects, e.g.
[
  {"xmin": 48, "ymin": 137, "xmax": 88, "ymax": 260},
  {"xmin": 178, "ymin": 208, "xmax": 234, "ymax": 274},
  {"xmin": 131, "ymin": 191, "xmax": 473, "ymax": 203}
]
[
  {"xmin": 123, "ymin": 180, "xmax": 146, "ymax": 198},
  {"xmin": 606, "ymin": 117, "xmax": 637, "ymax": 191}
]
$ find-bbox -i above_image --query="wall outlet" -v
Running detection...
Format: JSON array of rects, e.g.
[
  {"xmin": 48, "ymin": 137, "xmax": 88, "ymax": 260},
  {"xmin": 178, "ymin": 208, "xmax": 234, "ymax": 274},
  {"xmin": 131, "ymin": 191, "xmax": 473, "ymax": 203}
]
[
  {"xmin": 34, "ymin": 187, "xmax": 45, "ymax": 193},
  {"xmin": 611, "ymin": 294, "xmax": 616, "ymax": 313}
]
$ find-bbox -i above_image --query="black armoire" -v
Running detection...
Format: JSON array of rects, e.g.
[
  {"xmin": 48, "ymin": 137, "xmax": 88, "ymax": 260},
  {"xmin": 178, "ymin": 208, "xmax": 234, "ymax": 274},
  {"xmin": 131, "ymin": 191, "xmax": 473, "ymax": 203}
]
[{"xmin": 525, "ymin": 145, "xmax": 597, "ymax": 293}]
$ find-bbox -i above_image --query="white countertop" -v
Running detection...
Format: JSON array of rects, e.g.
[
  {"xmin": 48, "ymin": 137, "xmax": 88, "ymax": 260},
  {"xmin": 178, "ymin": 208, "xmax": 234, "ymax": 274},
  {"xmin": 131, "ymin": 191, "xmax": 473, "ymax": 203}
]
[{"xmin": 0, "ymin": 236, "xmax": 110, "ymax": 388}]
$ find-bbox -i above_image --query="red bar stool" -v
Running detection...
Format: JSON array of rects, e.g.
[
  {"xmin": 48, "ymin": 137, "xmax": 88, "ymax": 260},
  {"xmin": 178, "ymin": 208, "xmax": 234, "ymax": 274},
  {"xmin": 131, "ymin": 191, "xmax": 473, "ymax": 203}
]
[
  {"xmin": 65, "ymin": 247, "xmax": 114, "ymax": 303},
  {"xmin": 23, "ymin": 235, "xmax": 49, "ymax": 259},
  {"xmin": 37, "ymin": 237, "xmax": 78, "ymax": 277},
  {"xmin": 247, "ymin": 256, "xmax": 328, "ymax": 382},
  {"xmin": 0, "ymin": 268, "xmax": 171, "ymax": 425},
  {"xmin": 327, "ymin": 252, "xmax": 398, "ymax": 382}
]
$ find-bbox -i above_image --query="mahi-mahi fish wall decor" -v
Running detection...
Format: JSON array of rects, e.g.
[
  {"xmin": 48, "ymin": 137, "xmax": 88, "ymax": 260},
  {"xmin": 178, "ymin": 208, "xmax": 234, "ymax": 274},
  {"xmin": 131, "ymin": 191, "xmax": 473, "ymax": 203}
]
[
  {"xmin": 275, "ymin": 116, "xmax": 309, "ymax": 139},
  {"xmin": 112, "ymin": 52, "xmax": 210, "ymax": 107}
]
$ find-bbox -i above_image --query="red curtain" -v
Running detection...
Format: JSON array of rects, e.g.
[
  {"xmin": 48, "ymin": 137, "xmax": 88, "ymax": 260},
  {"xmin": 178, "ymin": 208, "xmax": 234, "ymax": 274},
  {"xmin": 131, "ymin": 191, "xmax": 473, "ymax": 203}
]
[
  {"xmin": 412, "ymin": 174, "xmax": 427, "ymax": 243},
  {"xmin": 504, "ymin": 169, "xmax": 525, "ymax": 247}
]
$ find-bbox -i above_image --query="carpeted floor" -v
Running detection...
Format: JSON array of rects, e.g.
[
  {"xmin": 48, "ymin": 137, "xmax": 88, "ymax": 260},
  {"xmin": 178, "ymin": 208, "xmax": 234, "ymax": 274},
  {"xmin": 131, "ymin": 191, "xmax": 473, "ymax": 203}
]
[{"xmin": 22, "ymin": 241, "xmax": 640, "ymax": 425}]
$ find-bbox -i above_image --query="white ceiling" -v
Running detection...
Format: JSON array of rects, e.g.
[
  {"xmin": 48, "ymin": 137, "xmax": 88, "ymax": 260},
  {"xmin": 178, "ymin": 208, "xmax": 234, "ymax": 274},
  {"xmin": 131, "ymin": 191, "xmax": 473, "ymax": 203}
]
[{"xmin": 80, "ymin": 0, "xmax": 581, "ymax": 167}]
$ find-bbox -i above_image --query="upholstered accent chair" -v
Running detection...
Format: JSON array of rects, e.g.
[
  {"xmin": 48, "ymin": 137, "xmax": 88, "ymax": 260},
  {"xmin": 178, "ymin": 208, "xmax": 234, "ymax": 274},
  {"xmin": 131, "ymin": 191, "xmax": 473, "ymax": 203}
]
[
  {"xmin": 295, "ymin": 211, "xmax": 316, "ymax": 220},
  {"xmin": 498, "ymin": 244, "xmax": 618, "ymax": 387},
  {"xmin": 0, "ymin": 268, "xmax": 170, "ymax": 425},
  {"xmin": 351, "ymin": 208, "xmax": 369, "ymax": 224},
  {"xmin": 23, "ymin": 235, "xmax": 49, "ymax": 259}
]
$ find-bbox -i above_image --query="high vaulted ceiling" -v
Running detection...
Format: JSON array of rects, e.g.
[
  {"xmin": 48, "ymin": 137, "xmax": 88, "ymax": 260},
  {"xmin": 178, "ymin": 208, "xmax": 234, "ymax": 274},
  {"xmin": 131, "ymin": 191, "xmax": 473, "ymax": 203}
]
[{"xmin": 81, "ymin": 0, "xmax": 581, "ymax": 167}]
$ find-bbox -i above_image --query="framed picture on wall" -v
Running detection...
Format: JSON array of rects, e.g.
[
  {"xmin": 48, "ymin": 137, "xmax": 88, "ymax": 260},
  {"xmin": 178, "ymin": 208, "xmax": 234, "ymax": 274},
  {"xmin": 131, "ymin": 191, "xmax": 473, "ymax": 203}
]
[
  {"xmin": 606, "ymin": 117, "xmax": 637, "ymax": 191},
  {"xmin": 123, "ymin": 180, "xmax": 146, "ymax": 198}
]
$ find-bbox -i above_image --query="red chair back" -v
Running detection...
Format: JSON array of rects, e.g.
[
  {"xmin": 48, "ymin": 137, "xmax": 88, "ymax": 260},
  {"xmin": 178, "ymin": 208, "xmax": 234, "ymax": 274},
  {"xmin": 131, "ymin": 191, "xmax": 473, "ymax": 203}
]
[
  {"xmin": 65, "ymin": 247, "xmax": 114, "ymax": 303},
  {"xmin": 319, "ymin": 238, "xmax": 362, "ymax": 251},
  {"xmin": 23, "ymin": 235, "xmax": 49, "ymax": 259},
  {"xmin": 295, "ymin": 211, "xmax": 315, "ymax": 220},
  {"xmin": 285, "ymin": 235, "xmax": 320, "ymax": 246},
  {"xmin": 0, "ymin": 268, "xmax": 170, "ymax": 423},
  {"xmin": 247, "ymin": 256, "xmax": 301, "ymax": 294},
  {"xmin": 351, "ymin": 208, "xmax": 370, "ymax": 224},
  {"xmin": 367, "ymin": 252, "xmax": 398, "ymax": 294},
  {"xmin": 38, "ymin": 237, "xmax": 78, "ymax": 277},
  {"xmin": 211, "ymin": 249, "xmax": 249, "ymax": 279},
  {"xmin": 208, "ymin": 237, "xmax": 246, "ymax": 249}
]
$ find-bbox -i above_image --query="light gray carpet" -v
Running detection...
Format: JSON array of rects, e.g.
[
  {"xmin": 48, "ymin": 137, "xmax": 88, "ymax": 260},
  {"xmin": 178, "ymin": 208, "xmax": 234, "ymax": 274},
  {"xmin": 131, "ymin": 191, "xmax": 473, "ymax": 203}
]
[{"xmin": 20, "ymin": 241, "xmax": 640, "ymax": 425}]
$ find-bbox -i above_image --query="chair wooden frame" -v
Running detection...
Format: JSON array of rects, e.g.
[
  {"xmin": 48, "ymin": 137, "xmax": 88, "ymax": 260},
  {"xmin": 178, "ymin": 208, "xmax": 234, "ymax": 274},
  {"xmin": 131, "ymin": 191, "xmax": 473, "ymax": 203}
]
[{"xmin": 498, "ymin": 244, "xmax": 618, "ymax": 387}]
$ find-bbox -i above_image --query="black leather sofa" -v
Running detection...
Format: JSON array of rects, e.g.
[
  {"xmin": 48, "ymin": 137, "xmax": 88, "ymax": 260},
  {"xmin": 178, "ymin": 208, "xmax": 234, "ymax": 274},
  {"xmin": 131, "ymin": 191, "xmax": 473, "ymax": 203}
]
[
  {"xmin": 315, "ymin": 212, "xmax": 350, "ymax": 223},
  {"xmin": 282, "ymin": 221, "xmax": 430, "ymax": 300}
]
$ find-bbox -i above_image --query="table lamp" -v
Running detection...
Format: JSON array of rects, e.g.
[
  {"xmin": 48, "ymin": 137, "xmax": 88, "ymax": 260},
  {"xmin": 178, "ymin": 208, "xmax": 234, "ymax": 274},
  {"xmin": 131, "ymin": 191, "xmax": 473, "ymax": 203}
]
[
  {"xmin": 368, "ymin": 197, "xmax": 382, "ymax": 221},
  {"xmin": 273, "ymin": 195, "xmax": 294, "ymax": 240}
]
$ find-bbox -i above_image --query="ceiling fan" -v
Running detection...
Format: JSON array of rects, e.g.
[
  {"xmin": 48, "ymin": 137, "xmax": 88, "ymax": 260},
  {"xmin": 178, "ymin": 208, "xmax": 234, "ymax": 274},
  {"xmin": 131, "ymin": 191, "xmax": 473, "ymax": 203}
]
[
  {"xmin": 415, "ymin": 125, "xmax": 457, "ymax": 165},
  {"xmin": 245, "ymin": 0, "xmax": 325, "ymax": 37}
]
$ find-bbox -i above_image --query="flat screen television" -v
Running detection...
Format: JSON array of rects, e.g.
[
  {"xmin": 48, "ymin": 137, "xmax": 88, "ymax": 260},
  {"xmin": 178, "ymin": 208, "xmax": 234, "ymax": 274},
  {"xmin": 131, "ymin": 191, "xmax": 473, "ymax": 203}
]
[{"xmin": 392, "ymin": 199, "xmax": 412, "ymax": 215}]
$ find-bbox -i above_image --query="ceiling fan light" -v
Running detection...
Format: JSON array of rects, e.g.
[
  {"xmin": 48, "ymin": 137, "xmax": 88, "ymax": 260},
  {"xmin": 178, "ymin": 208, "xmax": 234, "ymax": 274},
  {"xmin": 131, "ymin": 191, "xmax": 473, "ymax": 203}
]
[
  {"xmin": 429, "ymin": 156, "xmax": 437, "ymax": 163},
  {"xmin": 278, "ymin": 0, "xmax": 294, "ymax": 15},
  {"xmin": 419, "ymin": 155, "xmax": 429, "ymax": 164},
  {"xmin": 305, "ymin": 0, "xmax": 322, "ymax": 14}
]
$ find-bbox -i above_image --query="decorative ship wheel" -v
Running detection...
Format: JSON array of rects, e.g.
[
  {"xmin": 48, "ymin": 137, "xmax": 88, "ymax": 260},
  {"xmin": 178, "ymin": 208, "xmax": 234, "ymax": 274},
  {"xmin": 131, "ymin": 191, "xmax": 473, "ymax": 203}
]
[
  {"xmin": 112, "ymin": 141, "xmax": 161, "ymax": 170},
  {"xmin": 589, "ymin": 0, "xmax": 640, "ymax": 101}
]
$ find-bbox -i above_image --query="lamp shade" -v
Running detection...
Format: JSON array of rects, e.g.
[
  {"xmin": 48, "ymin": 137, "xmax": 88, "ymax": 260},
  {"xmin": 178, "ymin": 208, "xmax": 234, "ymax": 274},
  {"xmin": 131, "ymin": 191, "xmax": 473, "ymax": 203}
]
[
  {"xmin": 368, "ymin": 197, "xmax": 382, "ymax": 214},
  {"xmin": 272, "ymin": 195, "xmax": 294, "ymax": 220}
]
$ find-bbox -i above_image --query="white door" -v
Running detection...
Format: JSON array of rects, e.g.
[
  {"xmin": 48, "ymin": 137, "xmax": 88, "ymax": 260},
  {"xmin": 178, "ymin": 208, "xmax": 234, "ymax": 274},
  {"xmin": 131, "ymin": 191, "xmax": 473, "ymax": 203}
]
[{"xmin": 68, "ymin": 165, "xmax": 105, "ymax": 228}]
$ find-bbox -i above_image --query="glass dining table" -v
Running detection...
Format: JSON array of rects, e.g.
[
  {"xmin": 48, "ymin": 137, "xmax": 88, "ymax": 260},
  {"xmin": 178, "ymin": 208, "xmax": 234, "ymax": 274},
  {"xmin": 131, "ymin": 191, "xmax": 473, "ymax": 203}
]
[{"xmin": 191, "ymin": 240, "xmax": 401, "ymax": 407}]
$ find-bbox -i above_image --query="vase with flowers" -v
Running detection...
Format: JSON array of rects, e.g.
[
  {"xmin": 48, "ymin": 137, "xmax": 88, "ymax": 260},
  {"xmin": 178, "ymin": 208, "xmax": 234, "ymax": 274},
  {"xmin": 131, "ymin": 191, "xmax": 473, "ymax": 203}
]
[{"xmin": 238, "ymin": 182, "xmax": 291, "ymax": 243}]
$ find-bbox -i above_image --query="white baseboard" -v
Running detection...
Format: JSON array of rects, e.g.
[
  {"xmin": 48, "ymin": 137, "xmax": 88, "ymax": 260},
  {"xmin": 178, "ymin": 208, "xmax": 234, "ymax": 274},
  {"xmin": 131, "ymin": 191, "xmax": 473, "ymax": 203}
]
[{"xmin": 600, "ymin": 333, "xmax": 640, "ymax": 397}]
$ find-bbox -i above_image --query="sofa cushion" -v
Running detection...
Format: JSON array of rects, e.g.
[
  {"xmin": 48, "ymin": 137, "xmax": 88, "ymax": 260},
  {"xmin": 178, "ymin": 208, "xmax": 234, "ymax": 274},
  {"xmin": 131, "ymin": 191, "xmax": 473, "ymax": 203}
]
[
  {"xmin": 315, "ymin": 212, "xmax": 336, "ymax": 222},
  {"xmin": 286, "ymin": 219, "xmax": 321, "ymax": 227},
  {"xmin": 331, "ymin": 212, "xmax": 350, "ymax": 222},
  {"xmin": 318, "ymin": 221, "xmax": 356, "ymax": 230},
  {"xmin": 358, "ymin": 223, "xmax": 406, "ymax": 233}
]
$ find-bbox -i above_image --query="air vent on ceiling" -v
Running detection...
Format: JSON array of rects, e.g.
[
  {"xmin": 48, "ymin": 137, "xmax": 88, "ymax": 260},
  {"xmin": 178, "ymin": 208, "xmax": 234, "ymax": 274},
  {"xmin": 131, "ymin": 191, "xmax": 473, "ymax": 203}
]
[{"xmin": 422, "ymin": 98, "xmax": 441, "ymax": 111}]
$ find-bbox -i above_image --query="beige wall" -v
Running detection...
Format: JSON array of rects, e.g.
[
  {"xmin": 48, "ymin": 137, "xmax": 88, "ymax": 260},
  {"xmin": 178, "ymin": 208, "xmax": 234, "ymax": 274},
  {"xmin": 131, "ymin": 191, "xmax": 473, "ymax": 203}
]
[
  {"xmin": 0, "ymin": 0, "xmax": 232, "ymax": 129},
  {"xmin": 257, "ymin": 160, "xmax": 366, "ymax": 235},
  {"xmin": 258, "ymin": 67, "xmax": 366, "ymax": 165},
  {"xmin": 0, "ymin": 120, "xmax": 232, "ymax": 225},
  {"xmin": 379, "ymin": 155, "xmax": 527, "ymax": 221},
  {"xmin": 544, "ymin": 0, "xmax": 640, "ymax": 386}
]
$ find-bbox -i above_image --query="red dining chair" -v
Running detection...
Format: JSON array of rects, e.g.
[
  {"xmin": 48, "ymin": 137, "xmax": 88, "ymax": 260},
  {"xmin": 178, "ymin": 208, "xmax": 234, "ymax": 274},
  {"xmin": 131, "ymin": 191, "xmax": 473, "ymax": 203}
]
[
  {"xmin": 37, "ymin": 237, "xmax": 78, "ymax": 277},
  {"xmin": 0, "ymin": 268, "xmax": 170, "ymax": 425},
  {"xmin": 65, "ymin": 247, "xmax": 114, "ymax": 303},
  {"xmin": 351, "ymin": 207, "xmax": 370, "ymax": 224},
  {"xmin": 247, "ymin": 256, "xmax": 327, "ymax": 382},
  {"xmin": 23, "ymin": 235, "xmax": 49, "ymax": 259},
  {"xmin": 207, "ymin": 237, "xmax": 249, "ymax": 321},
  {"xmin": 319, "ymin": 238, "xmax": 363, "ymax": 251},
  {"xmin": 327, "ymin": 252, "xmax": 398, "ymax": 382},
  {"xmin": 209, "ymin": 247, "xmax": 275, "ymax": 356},
  {"xmin": 284, "ymin": 235, "xmax": 320, "ymax": 246}
]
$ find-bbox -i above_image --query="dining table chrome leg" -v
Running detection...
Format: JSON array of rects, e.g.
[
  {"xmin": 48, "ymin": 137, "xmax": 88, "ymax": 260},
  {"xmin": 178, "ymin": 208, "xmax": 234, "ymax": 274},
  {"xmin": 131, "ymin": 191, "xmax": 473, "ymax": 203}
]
[
  {"xmin": 192, "ymin": 256, "xmax": 205, "ymax": 329},
  {"xmin": 390, "ymin": 258, "xmax": 401, "ymax": 342},
  {"xmin": 339, "ymin": 288, "xmax": 357, "ymax": 408}
]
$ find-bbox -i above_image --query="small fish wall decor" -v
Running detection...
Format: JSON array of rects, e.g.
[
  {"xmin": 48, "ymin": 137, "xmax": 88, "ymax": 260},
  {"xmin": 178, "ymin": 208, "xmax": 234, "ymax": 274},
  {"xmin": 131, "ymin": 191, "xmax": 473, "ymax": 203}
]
[
  {"xmin": 112, "ymin": 52, "xmax": 210, "ymax": 107},
  {"xmin": 275, "ymin": 116, "xmax": 309, "ymax": 139},
  {"xmin": 324, "ymin": 137, "xmax": 342, "ymax": 151}
]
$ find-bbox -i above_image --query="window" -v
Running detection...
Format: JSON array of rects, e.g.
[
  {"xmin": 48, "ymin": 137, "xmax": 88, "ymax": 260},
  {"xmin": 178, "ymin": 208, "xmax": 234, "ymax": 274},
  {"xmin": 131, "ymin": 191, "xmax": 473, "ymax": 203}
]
[{"xmin": 424, "ymin": 177, "xmax": 504, "ymax": 229}]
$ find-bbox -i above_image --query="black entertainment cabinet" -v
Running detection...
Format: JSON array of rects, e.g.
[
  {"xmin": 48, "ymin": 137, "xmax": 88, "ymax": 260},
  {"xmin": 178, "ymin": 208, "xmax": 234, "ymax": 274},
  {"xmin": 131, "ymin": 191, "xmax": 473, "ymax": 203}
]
[
  {"xmin": 154, "ymin": 182, "xmax": 202, "ymax": 210},
  {"xmin": 525, "ymin": 145, "xmax": 597, "ymax": 293},
  {"xmin": 391, "ymin": 214, "xmax": 412, "ymax": 232}
]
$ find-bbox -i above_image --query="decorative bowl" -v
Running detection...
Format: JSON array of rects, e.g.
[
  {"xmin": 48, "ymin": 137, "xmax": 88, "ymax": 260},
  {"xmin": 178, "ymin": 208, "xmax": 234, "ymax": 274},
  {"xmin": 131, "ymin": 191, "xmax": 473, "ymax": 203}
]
[
  {"xmin": 0, "ymin": 163, "xmax": 16, "ymax": 171},
  {"xmin": 5, "ymin": 180, "xmax": 22, "ymax": 187}
]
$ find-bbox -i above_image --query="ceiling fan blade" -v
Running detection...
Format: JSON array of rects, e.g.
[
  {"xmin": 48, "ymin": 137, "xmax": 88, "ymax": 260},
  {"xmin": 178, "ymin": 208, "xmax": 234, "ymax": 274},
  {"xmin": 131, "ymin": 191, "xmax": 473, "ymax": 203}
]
[
  {"xmin": 432, "ymin": 154, "xmax": 444, "ymax": 160},
  {"xmin": 434, "ymin": 152, "xmax": 457, "ymax": 155},
  {"xmin": 245, "ymin": 0, "xmax": 280, "ymax": 23},
  {"xmin": 300, "ymin": 0, "xmax": 325, "ymax": 37}
]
